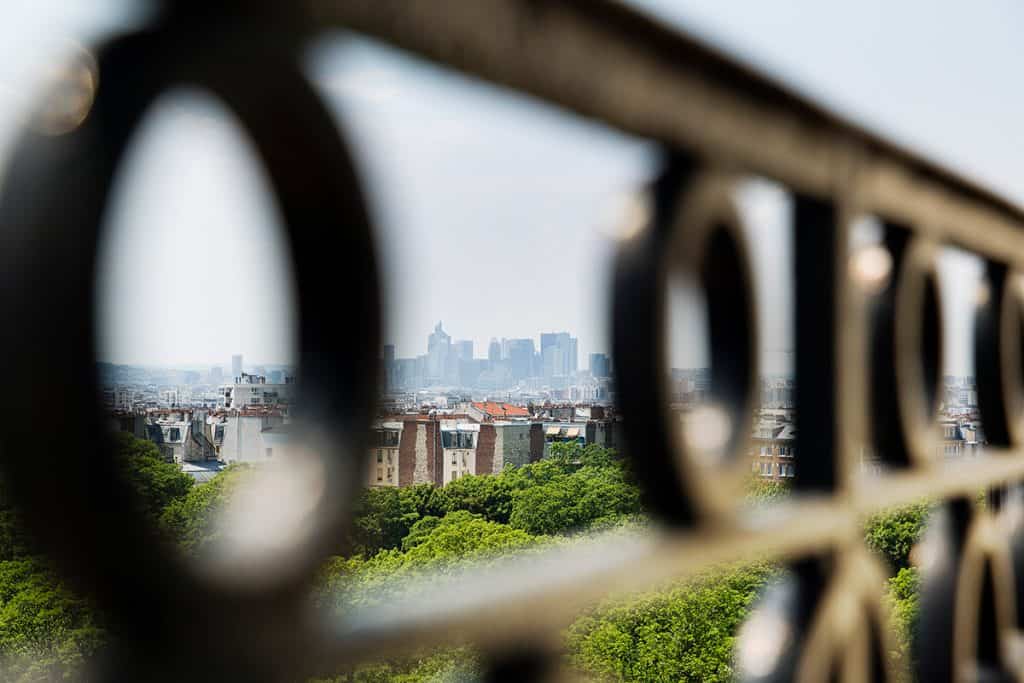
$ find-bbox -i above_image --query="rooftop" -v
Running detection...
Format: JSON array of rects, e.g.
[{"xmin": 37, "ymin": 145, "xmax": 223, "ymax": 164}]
[{"xmin": 472, "ymin": 401, "xmax": 529, "ymax": 419}]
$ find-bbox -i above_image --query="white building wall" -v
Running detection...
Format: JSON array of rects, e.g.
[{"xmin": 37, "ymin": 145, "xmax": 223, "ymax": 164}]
[
  {"xmin": 368, "ymin": 446, "xmax": 400, "ymax": 487},
  {"xmin": 220, "ymin": 415, "xmax": 285, "ymax": 463},
  {"xmin": 442, "ymin": 448, "xmax": 475, "ymax": 484},
  {"xmin": 114, "ymin": 387, "xmax": 133, "ymax": 411},
  {"xmin": 226, "ymin": 382, "xmax": 297, "ymax": 409}
]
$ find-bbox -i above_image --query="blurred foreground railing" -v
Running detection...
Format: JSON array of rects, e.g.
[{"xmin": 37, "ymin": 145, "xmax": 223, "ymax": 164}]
[{"xmin": 3, "ymin": 1, "xmax": 1024, "ymax": 680}]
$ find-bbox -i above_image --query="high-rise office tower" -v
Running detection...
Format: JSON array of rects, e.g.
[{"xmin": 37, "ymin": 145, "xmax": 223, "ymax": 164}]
[
  {"xmin": 231, "ymin": 354, "xmax": 242, "ymax": 381},
  {"xmin": 488, "ymin": 338, "xmax": 502, "ymax": 365},
  {"xmin": 426, "ymin": 322, "xmax": 451, "ymax": 384},
  {"xmin": 505, "ymin": 338, "xmax": 536, "ymax": 381},
  {"xmin": 589, "ymin": 352, "xmax": 610, "ymax": 378},
  {"xmin": 382, "ymin": 344, "xmax": 396, "ymax": 391},
  {"xmin": 540, "ymin": 332, "xmax": 578, "ymax": 379},
  {"xmin": 453, "ymin": 340, "xmax": 473, "ymax": 361}
]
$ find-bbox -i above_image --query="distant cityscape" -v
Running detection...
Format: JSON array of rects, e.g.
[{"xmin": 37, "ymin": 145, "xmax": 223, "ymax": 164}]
[
  {"xmin": 382, "ymin": 321, "xmax": 612, "ymax": 405},
  {"xmin": 100, "ymin": 320, "xmax": 989, "ymax": 488}
]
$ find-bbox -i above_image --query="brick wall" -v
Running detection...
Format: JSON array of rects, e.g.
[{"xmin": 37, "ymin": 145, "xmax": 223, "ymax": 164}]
[
  {"xmin": 529, "ymin": 422, "xmax": 545, "ymax": 462},
  {"xmin": 476, "ymin": 424, "xmax": 497, "ymax": 475},
  {"xmin": 426, "ymin": 421, "xmax": 442, "ymax": 486},
  {"xmin": 398, "ymin": 420, "xmax": 418, "ymax": 487}
]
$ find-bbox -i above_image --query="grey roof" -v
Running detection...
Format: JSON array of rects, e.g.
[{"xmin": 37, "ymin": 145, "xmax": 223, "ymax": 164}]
[
  {"xmin": 775, "ymin": 424, "xmax": 797, "ymax": 441},
  {"xmin": 181, "ymin": 460, "xmax": 225, "ymax": 483}
]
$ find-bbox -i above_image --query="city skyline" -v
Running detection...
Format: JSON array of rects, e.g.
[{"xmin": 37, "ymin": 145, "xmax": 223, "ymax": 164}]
[
  {"xmin": 385, "ymin": 321, "xmax": 605, "ymax": 362},
  {"xmin": 9, "ymin": 2, "xmax": 1011, "ymax": 374}
]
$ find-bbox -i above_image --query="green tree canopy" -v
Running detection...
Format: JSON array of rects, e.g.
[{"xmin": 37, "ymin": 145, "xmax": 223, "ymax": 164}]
[
  {"xmin": 566, "ymin": 563, "xmax": 776, "ymax": 682},
  {"xmin": 864, "ymin": 502, "xmax": 931, "ymax": 573},
  {"xmin": 508, "ymin": 462, "xmax": 640, "ymax": 535},
  {"xmin": 158, "ymin": 464, "xmax": 251, "ymax": 554},
  {"xmin": 111, "ymin": 432, "xmax": 194, "ymax": 524},
  {"xmin": 0, "ymin": 558, "xmax": 106, "ymax": 681}
]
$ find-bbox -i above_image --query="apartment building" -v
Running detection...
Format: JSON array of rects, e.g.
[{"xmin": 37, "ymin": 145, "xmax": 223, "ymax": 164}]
[{"xmin": 750, "ymin": 419, "xmax": 796, "ymax": 481}]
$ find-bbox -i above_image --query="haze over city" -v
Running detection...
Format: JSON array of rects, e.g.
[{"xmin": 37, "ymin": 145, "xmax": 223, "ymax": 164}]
[{"xmin": 3, "ymin": 1, "xmax": 1016, "ymax": 375}]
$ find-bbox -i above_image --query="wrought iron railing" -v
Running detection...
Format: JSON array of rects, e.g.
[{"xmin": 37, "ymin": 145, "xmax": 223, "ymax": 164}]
[{"xmin": 2, "ymin": 1, "xmax": 1024, "ymax": 680}]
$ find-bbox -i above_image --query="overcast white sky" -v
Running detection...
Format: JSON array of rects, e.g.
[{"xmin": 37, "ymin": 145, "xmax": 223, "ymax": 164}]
[{"xmin": 0, "ymin": 1, "xmax": 1019, "ymax": 374}]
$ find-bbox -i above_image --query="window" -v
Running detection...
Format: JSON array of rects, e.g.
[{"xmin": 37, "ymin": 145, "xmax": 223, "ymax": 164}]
[
  {"xmin": 374, "ymin": 430, "xmax": 400, "ymax": 447},
  {"xmin": 386, "ymin": 452, "xmax": 393, "ymax": 465},
  {"xmin": 377, "ymin": 450, "xmax": 383, "ymax": 463},
  {"xmin": 451, "ymin": 454, "xmax": 457, "ymax": 466},
  {"xmin": 376, "ymin": 467, "xmax": 383, "ymax": 482},
  {"xmin": 443, "ymin": 431, "xmax": 475, "ymax": 448}
]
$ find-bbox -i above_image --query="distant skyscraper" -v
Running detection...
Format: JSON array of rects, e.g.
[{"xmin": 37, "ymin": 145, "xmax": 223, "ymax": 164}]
[
  {"xmin": 540, "ymin": 332, "xmax": 578, "ymax": 379},
  {"xmin": 488, "ymin": 338, "xmax": 502, "ymax": 365},
  {"xmin": 567, "ymin": 337, "xmax": 578, "ymax": 374},
  {"xmin": 232, "ymin": 354, "xmax": 242, "ymax": 380},
  {"xmin": 540, "ymin": 332, "xmax": 558, "ymax": 358},
  {"xmin": 382, "ymin": 344, "xmax": 396, "ymax": 391},
  {"xmin": 209, "ymin": 366, "xmax": 224, "ymax": 385},
  {"xmin": 453, "ymin": 340, "xmax": 479, "ymax": 387},
  {"xmin": 590, "ymin": 352, "xmax": 610, "ymax": 378},
  {"xmin": 453, "ymin": 340, "xmax": 473, "ymax": 361},
  {"xmin": 505, "ymin": 338, "xmax": 536, "ymax": 381},
  {"xmin": 426, "ymin": 321, "xmax": 451, "ymax": 384}
]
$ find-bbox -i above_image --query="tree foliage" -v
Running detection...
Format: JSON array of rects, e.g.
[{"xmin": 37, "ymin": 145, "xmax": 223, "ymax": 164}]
[
  {"xmin": 319, "ymin": 510, "xmax": 542, "ymax": 612},
  {"xmin": 344, "ymin": 443, "xmax": 640, "ymax": 555},
  {"xmin": 507, "ymin": 461, "xmax": 640, "ymax": 535},
  {"xmin": 0, "ymin": 559, "xmax": 106, "ymax": 681},
  {"xmin": 745, "ymin": 477, "xmax": 790, "ymax": 502},
  {"xmin": 566, "ymin": 563, "xmax": 776, "ymax": 682},
  {"xmin": 0, "ymin": 434, "xmax": 939, "ymax": 682},
  {"xmin": 0, "ymin": 433, "xmax": 198, "ymax": 680},
  {"xmin": 864, "ymin": 502, "xmax": 931, "ymax": 573},
  {"xmin": 111, "ymin": 432, "xmax": 194, "ymax": 524},
  {"xmin": 344, "ymin": 485, "xmax": 450, "ymax": 557},
  {"xmin": 159, "ymin": 464, "xmax": 250, "ymax": 554},
  {"xmin": 887, "ymin": 566, "xmax": 920, "ymax": 677}
]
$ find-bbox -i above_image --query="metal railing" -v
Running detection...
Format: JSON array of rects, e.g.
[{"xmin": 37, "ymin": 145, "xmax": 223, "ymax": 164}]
[{"xmin": 2, "ymin": 1, "xmax": 1023, "ymax": 680}]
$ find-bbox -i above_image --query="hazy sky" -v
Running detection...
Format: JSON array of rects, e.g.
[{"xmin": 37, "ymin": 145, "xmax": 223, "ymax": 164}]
[{"xmin": 1, "ymin": 1, "xmax": 1020, "ymax": 374}]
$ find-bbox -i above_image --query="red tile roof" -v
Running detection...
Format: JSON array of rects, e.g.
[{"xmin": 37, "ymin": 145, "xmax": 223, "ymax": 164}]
[{"xmin": 472, "ymin": 401, "xmax": 529, "ymax": 418}]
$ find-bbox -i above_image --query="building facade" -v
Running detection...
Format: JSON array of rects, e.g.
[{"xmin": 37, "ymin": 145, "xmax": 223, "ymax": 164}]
[
  {"xmin": 750, "ymin": 419, "xmax": 796, "ymax": 481},
  {"xmin": 221, "ymin": 373, "xmax": 296, "ymax": 409}
]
